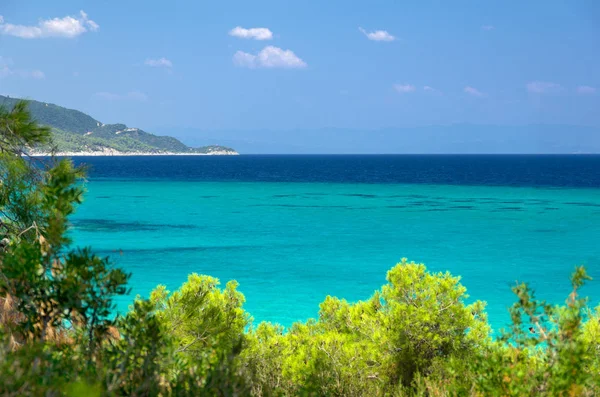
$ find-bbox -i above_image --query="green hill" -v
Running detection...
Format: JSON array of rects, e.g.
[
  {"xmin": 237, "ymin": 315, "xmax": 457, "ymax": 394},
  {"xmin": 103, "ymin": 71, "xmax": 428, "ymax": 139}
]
[{"xmin": 0, "ymin": 95, "xmax": 237, "ymax": 155}]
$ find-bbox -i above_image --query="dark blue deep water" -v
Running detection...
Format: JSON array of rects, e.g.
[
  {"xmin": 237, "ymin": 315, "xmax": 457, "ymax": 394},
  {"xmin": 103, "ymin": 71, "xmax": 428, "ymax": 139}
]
[{"xmin": 75, "ymin": 155, "xmax": 600, "ymax": 187}]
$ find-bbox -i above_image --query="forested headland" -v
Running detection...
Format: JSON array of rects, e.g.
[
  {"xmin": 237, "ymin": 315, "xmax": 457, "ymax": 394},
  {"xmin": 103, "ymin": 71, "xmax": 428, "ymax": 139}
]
[{"xmin": 0, "ymin": 95, "xmax": 237, "ymax": 155}]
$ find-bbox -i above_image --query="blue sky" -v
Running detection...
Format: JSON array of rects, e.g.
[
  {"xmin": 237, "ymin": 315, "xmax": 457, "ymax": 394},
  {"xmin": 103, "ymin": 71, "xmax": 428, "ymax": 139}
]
[{"xmin": 1, "ymin": 0, "xmax": 599, "ymax": 138}]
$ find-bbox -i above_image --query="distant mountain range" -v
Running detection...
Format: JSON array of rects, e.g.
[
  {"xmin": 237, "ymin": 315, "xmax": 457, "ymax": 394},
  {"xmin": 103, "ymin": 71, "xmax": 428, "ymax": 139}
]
[{"xmin": 0, "ymin": 95, "xmax": 237, "ymax": 155}]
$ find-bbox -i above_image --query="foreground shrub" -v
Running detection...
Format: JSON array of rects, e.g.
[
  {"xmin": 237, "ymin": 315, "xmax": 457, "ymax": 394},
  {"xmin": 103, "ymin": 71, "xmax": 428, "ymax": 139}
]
[{"xmin": 243, "ymin": 259, "xmax": 490, "ymax": 396}]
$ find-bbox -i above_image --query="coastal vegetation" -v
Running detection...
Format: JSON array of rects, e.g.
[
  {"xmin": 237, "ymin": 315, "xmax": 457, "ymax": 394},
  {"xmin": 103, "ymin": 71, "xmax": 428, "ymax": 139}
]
[
  {"xmin": 0, "ymin": 95, "xmax": 237, "ymax": 155},
  {"xmin": 1, "ymin": 101, "xmax": 599, "ymax": 395}
]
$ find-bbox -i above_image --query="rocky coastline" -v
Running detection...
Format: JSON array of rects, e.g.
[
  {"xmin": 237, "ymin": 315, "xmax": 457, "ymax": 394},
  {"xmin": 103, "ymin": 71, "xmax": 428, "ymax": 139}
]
[{"xmin": 29, "ymin": 148, "xmax": 239, "ymax": 156}]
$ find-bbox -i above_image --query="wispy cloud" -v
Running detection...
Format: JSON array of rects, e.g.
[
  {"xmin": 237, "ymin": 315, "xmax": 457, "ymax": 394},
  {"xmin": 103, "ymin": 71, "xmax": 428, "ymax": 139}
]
[
  {"xmin": 393, "ymin": 84, "xmax": 416, "ymax": 93},
  {"xmin": 577, "ymin": 85, "xmax": 596, "ymax": 95},
  {"xmin": 233, "ymin": 46, "xmax": 306, "ymax": 69},
  {"xmin": 423, "ymin": 85, "xmax": 442, "ymax": 94},
  {"xmin": 526, "ymin": 81, "xmax": 562, "ymax": 94},
  {"xmin": 145, "ymin": 57, "xmax": 173, "ymax": 68},
  {"xmin": 30, "ymin": 70, "xmax": 45, "ymax": 79},
  {"xmin": 0, "ymin": 56, "xmax": 45, "ymax": 79},
  {"xmin": 229, "ymin": 26, "xmax": 273, "ymax": 40},
  {"xmin": 233, "ymin": 51, "xmax": 258, "ymax": 68},
  {"xmin": 464, "ymin": 86, "xmax": 485, "ymax": 97},
  {"xmin": 359, "ymin": 27, "xmax": 395, "ymax": 42},
  {"xmin": 481, "ymin": 25, "xmax": 495, "ymax": 31},
  {"xmin": 94, "ymin": 91, "xmax": 147, "ymax": 101},
  {"xmin": 1, "ymin": 56, "xmax": 15, "ymax": 78},
  {"xmin": 0, "ymin": 10, "xmax": 98, "ymax": 39}
]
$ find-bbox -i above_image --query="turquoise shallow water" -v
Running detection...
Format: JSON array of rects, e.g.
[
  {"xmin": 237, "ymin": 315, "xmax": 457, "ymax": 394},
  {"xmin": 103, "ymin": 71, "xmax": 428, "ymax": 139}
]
[{"xmin": 70, "ymin": 180, "xmax": 600, "ymax": 332}]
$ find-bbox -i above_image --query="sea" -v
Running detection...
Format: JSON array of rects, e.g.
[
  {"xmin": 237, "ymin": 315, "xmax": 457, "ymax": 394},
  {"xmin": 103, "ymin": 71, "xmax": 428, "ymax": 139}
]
[{"xmin": 68, "ymin": 155, "xmax": 600, "ymax": 332}]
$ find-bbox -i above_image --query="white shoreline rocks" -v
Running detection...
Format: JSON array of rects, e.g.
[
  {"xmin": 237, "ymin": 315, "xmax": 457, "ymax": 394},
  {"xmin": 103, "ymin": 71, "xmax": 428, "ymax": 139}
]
[{"xmin": 28, "ymin": 148, "xmax": 239, "ymax": 156}]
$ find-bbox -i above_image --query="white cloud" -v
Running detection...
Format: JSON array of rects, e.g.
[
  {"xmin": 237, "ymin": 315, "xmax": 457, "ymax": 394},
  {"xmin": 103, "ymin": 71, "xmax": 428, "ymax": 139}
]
[
  {"xmin": 526, "ymin": 81, "xmax": 562, "ymax": 94},
  {"xmin": 30, "ymin": 70, "xmax": 45, "ymax": 79},
  {"xmin": 393, "ymin": 84, "xmax": 416, "ymax": 93},
  {"xmin": 464, "ymin": 86, "xmax": 485, "ymax": 97},
  {"xmin": 423, "ymin": 85, "xmax": 442, "ymax": 94},
  {"xmin": 481, "ymin": 25, "xmax": 495, "ymax": 31},
  {"xmin": 125, "ymin": 91, "xmax": 147, "ymax": 101},
  {"xmin": 0, "ymin": 56, "xmax": 45, "ymax": 79},
  {"xmin": 0, "ymin": 10, "xmax": 98, "ymax": 39},
  {"xmin": 359, "ymin": 27, "xmax": 395, "ymax": 42},
  {"xmin": 81, "ymin": 11, "xmax": 99, "ymax": 31},
  {"xmin": 4, "ymin": 69, "xmax": 45, "ymax": 79},
  {"xmin": 229, "ymin": 26, "xmax": 273, "ymax": 40},
  {"xmin": 94, "ymin": 91, "xmax": 147, "ymax": 101},
  {"xmin": 0, "ymin": 64, "xmax": 12, "ymax": 79},
  {"xmin": 233, "ymin": 46, "xmax": 307, "ymax": 69},
  {"xmin": 577, "ymin": 85, "xmax": 596, "ymax": 95},
  {"xmin": 145, "ymin": 57, "xmax": 173, "ymax": 68},
  {"xmin": 233, "ymin": 51, "xmax": 257, "ymax": 68}
]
